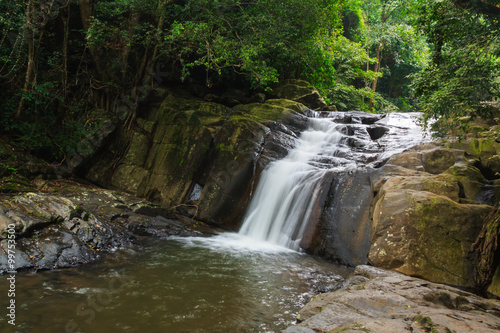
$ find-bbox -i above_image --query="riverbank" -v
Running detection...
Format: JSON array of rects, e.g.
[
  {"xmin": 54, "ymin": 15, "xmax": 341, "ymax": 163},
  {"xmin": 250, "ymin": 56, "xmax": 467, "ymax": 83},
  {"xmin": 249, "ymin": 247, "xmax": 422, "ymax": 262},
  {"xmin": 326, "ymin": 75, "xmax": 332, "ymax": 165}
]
[{"xmin": 0, "ymin": 178, "xmax": 219, "ymax": 273}]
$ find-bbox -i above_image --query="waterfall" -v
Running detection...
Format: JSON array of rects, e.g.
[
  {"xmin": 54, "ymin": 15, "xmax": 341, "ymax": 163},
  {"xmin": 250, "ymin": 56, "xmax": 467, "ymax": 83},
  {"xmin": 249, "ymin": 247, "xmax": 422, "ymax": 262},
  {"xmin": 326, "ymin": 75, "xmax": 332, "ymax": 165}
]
[
  {"xmin": 238, "ymin": 115, "xmax": 349, "ymax": 250},
  {"xmin": 238, "ymin": 111, "xmax": 427, "ymax": 250}
]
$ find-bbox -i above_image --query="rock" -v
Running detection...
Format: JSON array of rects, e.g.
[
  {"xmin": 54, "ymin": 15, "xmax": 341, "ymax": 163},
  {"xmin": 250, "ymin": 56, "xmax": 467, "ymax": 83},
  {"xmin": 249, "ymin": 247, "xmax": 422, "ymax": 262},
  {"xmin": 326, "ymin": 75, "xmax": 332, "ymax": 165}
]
[
  {"xmin": 445, "ymin": 164, "xmax": 489, "ymax": 201},
  {"xmin": 81, "ymin": 91, "xmax": 311, "ymax": 228},
  {"xmin": 66, "ymin": 118, "xmax": 117, "ymax": 172},
  {"xmin": 0, "ymin": 179, "xmax": 214, "ymax": 274},
  {"xmin": 369, "ymin": 189, "xmax": 490, "ymax": 288},
  {"xmin": 268, "ymin": 79, "xmax": 327, "ymax": 110},
  {"xmin": 303, "ymin": 170, "xmax": 375, "ymax": 266},
  {"xmin": 422, "ymin": 148, "xmax": 455, "ymax": 174},
  {"xmin": 323, "ymin": 105, "xmax": 338, "ymax": 112},
  {"xmin": 286, "ymin": 265, "xmax": 500, "ymax": 333},
  {"xmin": 0, "ymin": 175, "xmax": 33, "ymax": 193},
  {"xmin": 489, "ymin": 266, "xmax": 500, "ymax": 297},
  {"xmin": 366, "ymin": 126, "xmax": 389, "ymax": 141},
  {"xmin": 356, "ymin": 134, "xmax": 500, "ymax": 290}
]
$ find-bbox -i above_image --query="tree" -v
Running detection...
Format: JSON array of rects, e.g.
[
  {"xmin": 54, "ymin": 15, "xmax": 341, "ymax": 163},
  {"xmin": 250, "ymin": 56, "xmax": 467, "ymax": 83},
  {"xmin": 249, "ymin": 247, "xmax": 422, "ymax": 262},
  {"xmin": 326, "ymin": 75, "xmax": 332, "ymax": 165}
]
[
  {"xmin": 413, "ymin": 0, "xmax": 500, "ymax": 135},
  {"xmin": 362, "ymin": 0, "xmax": 430, "ymax": 112}
]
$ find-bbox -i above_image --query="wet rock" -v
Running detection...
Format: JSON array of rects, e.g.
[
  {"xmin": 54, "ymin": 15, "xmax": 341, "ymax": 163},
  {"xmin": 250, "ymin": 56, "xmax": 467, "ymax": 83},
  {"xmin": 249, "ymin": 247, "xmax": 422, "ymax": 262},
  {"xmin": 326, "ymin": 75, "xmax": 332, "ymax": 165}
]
[
  {"xmin": 303, "ymin": 170, "xmax": 374, "ymax": 266},
  {"xmin": 81, "ymin": 90, "xmax": 311, "ymax": 228},
  {"xmin": 366, "ymin": 126, "xmax": 389, "ymax": 141},
  {"xmin": 0, "ymin": 180, "xmax": 215, "ymax": 274},
  {"xmin": 286, "ymin": 265, "xmax": 500, "ymax": 333}
]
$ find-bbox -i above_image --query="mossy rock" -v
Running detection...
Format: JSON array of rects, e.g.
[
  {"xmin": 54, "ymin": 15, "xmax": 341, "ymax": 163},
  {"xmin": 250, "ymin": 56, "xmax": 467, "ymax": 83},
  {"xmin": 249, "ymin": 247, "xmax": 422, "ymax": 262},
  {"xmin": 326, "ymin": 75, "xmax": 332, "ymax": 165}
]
[
  {"xmin": 270, "ymin": 79, "xmax": 327, "ymax": 110},
  {"xmin": 265, "ymin": 99, "xmax": 309, "ymax": 114},
  {"xmin": 0, "ymin": 176, "xmax": 33, "ymax": 193},
  {"xmin": 111, "ymin": 164, "xmax": 148, "ymax": 194},
  {"xmin": 124, "ymin": 131, "xmax": 151, "ymax": 166},
  {"xmin": 445, "ymin": 164, "xmax": 489, "ymax": 200},
  {"xmin": 486, "ymin": 155, "xmax": 500, "ymax": 174},
  {"xmin": 380, "ymin": 175, "xmax": 461, "ymax": 202},
  {"xmin": 136, "ymin": 118, "xmax": 156, "ymax": 134},
  {"xmin": 467, "ymin": 138, "xmax": 500, "ymax": 160},
  {"xmin": 235, "ymin": 101, "xmax": 302, "ymax": 123},
  {"xmin": 488, "ymin": 265, "xmax": 500, "ymax": 297},
  {"xmin": 422, "ymin": 148, "xmax": 455, "ymax": 174},
  {"xmin": 370, "ymin": 190, "xmax": 491, "ymax": 287},
  {"xmin": 151, "ymin": 93, "xmax": 232, "ymax": 127}
]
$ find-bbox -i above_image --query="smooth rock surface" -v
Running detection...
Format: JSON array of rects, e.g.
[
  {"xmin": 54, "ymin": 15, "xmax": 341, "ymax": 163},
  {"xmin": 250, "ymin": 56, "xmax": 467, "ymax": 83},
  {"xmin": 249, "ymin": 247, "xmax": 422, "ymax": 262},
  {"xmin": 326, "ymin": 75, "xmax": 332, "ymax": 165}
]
[{"xmin": 285, "ymin": 265, "xmax": 500, "ymax": 333}]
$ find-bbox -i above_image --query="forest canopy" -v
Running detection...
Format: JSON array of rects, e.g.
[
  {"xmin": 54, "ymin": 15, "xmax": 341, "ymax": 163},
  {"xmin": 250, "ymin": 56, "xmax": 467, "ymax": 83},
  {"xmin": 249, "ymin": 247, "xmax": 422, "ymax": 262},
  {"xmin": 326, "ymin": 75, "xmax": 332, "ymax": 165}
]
[{"xmin": 0, "ymin": 0, "xmax": 498, "ymax": 159}]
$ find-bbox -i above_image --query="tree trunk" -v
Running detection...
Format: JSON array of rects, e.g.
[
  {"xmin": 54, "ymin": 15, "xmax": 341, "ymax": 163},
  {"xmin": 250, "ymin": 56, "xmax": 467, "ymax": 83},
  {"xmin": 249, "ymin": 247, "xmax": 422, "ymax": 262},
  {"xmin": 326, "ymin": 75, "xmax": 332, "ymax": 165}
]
[
  {"xmin": 120, "ymin": 12, "xmax": 141, "ymax": 79},
  {"xmin": 78, "ymin": 0, "xmax": 108, "ymax": 81},
  {"xmin": 15, "ymin": 0, "xmax": 35, "ymax": 119},
  {"xmin": 369, "ymin": 41, "xmax": 384, "ymax": 112},
  {"xmin": 62, "ymin": 2, "xmax": 70, "ymax": 96},
  {"xmin": 368, "ymin": 1, "xmax": 389, "ymax": 112}
]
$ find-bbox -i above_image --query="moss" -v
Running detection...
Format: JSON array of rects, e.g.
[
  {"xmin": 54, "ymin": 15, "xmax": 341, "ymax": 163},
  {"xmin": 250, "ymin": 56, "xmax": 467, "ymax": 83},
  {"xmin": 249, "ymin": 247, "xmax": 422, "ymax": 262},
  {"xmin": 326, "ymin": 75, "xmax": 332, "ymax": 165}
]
[
  {"xmin": 487, "ymin": 265, "xmax": 500, "ymax": 297},
  {"xmin": 266, "ymin": 99, "xmax": 309, "ymax": 113},
  {"xmin": 445, "ymin": 165, "xmax": 487, "ymax": 184},
  {"xmin": 413, "ymin": 315, "xmax": 438, "ymax": 333},
  {"xmin": 407, "ymin": 194, "xmax": 490, "ymax": 286},
  {"xmin": 0, "ymin": 175, "xmax": 33, "ymax": 193},
  {"xmin": 235, "ymin": 102, "xmax": 290, "ymax": 122},
  {"xmin": 468, "ymin": 138, "xmax": 499, "ymax": 158}
]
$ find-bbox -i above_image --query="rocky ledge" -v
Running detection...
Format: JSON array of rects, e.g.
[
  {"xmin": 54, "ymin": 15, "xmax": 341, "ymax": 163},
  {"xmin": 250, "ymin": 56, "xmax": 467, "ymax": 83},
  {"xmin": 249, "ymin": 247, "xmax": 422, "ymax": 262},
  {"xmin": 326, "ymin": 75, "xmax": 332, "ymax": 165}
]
[
  {"xmin": 285, "ymin": 265, "xmax": 500, "ymax": 333},
  {"xmin": 0, "ymin": 179, "xmax": 216, "ymax": 273}
]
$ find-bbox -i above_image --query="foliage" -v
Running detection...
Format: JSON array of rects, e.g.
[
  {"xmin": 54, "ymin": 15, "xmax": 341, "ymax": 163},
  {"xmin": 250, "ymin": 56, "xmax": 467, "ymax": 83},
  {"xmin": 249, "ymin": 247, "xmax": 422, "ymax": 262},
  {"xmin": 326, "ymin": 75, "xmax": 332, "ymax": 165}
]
[
  {"xmin": 2, "ymin": 0, "xmax": 497, "ymax": 162},
  {"xmin": 412, "ymin": 0, "xmax": 500, "ymax": 135},
  {"xmin": 160, "ymin": 0, "xmax": 345, "ymax": 88},
  {"xmin": 360, "ymin": 0, "xmax": 430, "ymax": 112}
]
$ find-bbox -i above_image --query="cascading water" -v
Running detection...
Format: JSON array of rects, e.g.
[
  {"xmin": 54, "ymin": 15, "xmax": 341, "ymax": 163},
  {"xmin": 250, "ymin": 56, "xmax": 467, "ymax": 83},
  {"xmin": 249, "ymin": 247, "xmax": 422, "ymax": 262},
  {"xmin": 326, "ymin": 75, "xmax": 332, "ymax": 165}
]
[{"xmin": 238, "ymin": 111, "xmax": 428, "ymax": 250}]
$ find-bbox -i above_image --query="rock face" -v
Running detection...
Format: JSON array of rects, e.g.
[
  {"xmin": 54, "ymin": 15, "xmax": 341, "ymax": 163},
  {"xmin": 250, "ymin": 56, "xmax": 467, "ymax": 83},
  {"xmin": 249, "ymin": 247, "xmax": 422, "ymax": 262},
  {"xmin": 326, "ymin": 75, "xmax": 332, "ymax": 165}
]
[
  {"xmin": 0, "ymin": 180, "xmax": 214, "ymax": 273},
  {"xmin": 285, "ymin": 265, "xmax": 500, "ymax": 333},
  {"xmin": 81, "ymin": 88, "xmax": 312, "ymax": 228},
  {"xmin": 369, "ymin": 130, "xmax": 500, "ymax": 291}
]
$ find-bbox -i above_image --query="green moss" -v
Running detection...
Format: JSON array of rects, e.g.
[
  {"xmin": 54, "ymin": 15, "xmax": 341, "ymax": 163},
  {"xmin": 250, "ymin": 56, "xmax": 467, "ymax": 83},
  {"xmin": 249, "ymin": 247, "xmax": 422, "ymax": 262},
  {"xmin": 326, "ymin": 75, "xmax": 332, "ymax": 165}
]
[
  {"xmin": 235, "ymin": 102, "xmax": 289, "ymax": 122},
  {"xmin": 445, "ymin": 165, "xmax": 487, "ymax": 184},
  {"xmin": 266, "ymin": 99, "xmax": 309, "ymax": 113},
  {"xmin": 413, "ymin": 315, "xmax": 438, "ymax": 333},
  {"xmin": 468, "ymin": 138, "xmax": 499, "ymax": 158},
  {"xmin": 0, "ymin": 176, "xmax": 33, "ymax": 193}
]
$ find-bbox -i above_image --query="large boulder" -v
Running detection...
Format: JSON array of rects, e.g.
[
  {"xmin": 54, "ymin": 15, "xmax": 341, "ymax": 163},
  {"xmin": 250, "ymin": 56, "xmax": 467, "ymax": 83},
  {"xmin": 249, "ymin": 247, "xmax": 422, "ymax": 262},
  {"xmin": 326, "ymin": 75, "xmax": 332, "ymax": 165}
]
[
  {"xmin": 369, "ymin": 189, "xmax": 490, "ymax": 287},
  {"xmin": 365, "ymin": 130, "xmax": 500, "ymax": 291},
  {"xmin": 285, "ymin": 265, "xmax": 500, "ymax": 333},
  {"xmin": 302, "ymin": 170, "xmax": 375, "ymax": 266}
]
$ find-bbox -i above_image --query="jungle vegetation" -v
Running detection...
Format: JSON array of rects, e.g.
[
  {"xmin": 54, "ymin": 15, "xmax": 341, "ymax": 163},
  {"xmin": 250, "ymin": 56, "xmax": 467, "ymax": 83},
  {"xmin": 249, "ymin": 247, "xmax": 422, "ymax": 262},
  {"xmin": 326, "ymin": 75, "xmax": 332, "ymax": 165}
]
[{"xmin": 0, "ymin": 0, "xmax": 498, "ymax": 159}]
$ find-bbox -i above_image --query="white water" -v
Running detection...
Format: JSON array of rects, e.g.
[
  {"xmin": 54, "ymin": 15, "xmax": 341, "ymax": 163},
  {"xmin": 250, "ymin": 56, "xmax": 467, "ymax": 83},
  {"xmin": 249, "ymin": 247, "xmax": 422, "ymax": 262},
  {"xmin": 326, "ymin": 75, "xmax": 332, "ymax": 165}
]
[{"xmin": 238, "ymin": 111, "xmax": 428, "ymax": 250}]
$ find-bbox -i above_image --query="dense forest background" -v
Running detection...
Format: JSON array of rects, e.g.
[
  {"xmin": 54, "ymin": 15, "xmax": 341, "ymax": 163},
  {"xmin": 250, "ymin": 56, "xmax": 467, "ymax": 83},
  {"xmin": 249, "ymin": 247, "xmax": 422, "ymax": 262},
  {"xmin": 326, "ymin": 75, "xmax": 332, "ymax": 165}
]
[{"xmin": 0, "ymin": 0, "xmax": 499, "ymax": 161}]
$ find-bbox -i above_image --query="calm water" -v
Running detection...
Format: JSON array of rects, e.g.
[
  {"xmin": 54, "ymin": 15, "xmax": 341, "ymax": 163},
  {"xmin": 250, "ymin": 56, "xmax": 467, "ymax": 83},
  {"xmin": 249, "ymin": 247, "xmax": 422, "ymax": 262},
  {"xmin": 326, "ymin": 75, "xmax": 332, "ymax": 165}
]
[{"xmin": 0, "ymin": 234, "xmax": 351, "ymax": 333}]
